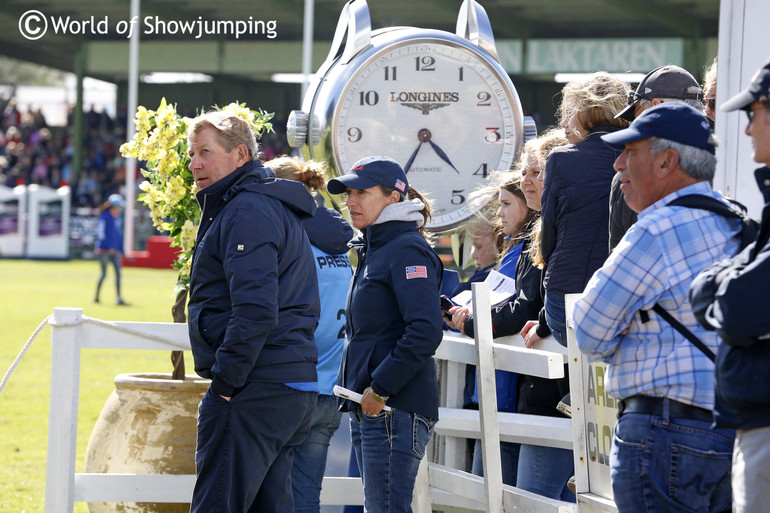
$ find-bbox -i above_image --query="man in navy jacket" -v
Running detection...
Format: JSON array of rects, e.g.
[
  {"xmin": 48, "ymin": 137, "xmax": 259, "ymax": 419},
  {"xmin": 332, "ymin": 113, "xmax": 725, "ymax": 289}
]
[
  {"xmin": 186, "ymin": 111, "xmax": 320, "ymax": 513},
  {"xmin": 706, "ymin": 56, "xmax": 770, "ymax": 513}
]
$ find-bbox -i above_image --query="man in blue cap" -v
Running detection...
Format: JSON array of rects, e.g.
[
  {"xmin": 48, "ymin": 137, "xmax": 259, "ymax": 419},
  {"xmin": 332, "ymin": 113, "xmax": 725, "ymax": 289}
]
[
  {"xmin": 572, "ymin": 102, "xmax": 741, "ymax": 513},
  {"xmin": 695, "ymin": 55, "xmax": 770, "ymax": 513}
]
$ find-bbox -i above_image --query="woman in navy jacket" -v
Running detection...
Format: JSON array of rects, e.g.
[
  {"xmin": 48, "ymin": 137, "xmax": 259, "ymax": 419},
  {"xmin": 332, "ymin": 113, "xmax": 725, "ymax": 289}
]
[
  {"xmin": 538, "ymin": 72, "xmax": 630, "ymax": 346},
  {"xmin": 328, "ymin": 156, "xmax": 443, "ymax": 513}
]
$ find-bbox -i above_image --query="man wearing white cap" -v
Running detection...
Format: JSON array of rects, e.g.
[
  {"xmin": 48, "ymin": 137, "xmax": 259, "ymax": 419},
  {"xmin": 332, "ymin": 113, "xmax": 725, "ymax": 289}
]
[{"xmin": 694, "ymin": 55, "xmax": 770, "ymax": 513}]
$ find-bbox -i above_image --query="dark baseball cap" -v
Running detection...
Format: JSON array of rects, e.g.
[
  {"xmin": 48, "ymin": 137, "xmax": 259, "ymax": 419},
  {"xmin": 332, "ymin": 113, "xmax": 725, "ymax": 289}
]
[
  {"xmin": 602, "ymin": 102, "xmax": 717, "ymax": 155},
  {"xmin": 721, "ymin": 56, "xmax": 770, "ymax": 112},
  {"xmin": 616, "ymin": 65, "xmax": 704, "ymax": 121},
  {"xmin": 327, "ymin": 156, "xmax": 409, "ymax": 195}
]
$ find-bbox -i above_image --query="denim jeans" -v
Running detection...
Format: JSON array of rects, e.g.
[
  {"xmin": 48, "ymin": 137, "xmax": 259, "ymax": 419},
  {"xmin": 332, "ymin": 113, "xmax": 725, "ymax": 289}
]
[
  {"xmin": 544, "ymin": 292, "xmax": 566, "ymax": 347},
  {"xmin": 350, "ymin": 408, "xmax": 435, "ymax": 513},
  {"xmin": 191, "ymin": 383, "xmax": 316, "ymax": 513},
  {"xmin": 291, "ymin": 394, "xmax": 343, "ymax": 513},
  {"xmin": 471, "ymin": 438, "xmax": 520, "ymax": 486},
  {"xmin": 611, "ymin": 410, "xmax": 734, "ymax": 513},
  {"xmin": 516, "ymin": 443, "xmax": 575, "ymax": 502},
  {"xmin": 95, "ymin": 251, "xmax": 122, "ymax": 300}
]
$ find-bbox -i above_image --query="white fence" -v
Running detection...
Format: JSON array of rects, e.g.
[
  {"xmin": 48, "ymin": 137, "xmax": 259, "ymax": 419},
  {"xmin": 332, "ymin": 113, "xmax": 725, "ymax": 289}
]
[{"xmin": 43, "ymin": 285, "xmax": 616, "ymax": 512}]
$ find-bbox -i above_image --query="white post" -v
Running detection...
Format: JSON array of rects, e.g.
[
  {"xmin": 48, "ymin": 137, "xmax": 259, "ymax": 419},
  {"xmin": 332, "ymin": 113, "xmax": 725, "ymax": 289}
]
[
  {"xmin": 301, "ymin": 0, "xmax": 315, "ymax": 100},
  {"xmin": 124, "ymin": 0, "xmax": 141, "ymax": 255},
  {"xmin": 441, "ymin": 358, "xmax": 468, "ymax": 469},
  {"xmin": 44, "ymin": 308, "xmax": 84, "ymax": 513},
  {"xmin": 471, "ymin": 282, "xmax": 503, "ymax": 513}
]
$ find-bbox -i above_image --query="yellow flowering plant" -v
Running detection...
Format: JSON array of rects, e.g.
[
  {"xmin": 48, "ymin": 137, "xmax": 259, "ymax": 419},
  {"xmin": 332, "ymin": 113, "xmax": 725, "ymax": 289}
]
[{"xmin": 120, "ymin": 98, "xmax": 273, "ymax": 293}]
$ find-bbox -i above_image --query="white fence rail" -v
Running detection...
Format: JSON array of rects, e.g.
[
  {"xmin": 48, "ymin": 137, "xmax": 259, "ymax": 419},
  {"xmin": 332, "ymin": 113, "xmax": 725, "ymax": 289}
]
[{"xmin": 44, "ymin": 284, "xmax": 615, "ymax": 512}]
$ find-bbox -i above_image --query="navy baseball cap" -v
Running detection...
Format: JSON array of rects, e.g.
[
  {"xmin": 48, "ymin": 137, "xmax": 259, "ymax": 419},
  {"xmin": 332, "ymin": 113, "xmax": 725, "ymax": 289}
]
[
  {"xmin": 616, "ymin": 65, "xmax": 703, "ymax": 121},
  {"xmin": 327, "ymin": 156, "xmax": 409, "ymax": 195},
  {"xmin": 602, "ymin": 102, "xmax": 717, "ymax": 155},
  {"xmin": 721, "ymin": 56, "xmax": 770, "ymax": 112}
]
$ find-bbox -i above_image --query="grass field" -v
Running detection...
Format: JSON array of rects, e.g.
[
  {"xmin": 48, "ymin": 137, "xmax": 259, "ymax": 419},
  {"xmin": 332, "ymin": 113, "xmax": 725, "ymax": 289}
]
[{"xmin": 0, "ymin": 259, "xmax": 193, "ymax": 513}]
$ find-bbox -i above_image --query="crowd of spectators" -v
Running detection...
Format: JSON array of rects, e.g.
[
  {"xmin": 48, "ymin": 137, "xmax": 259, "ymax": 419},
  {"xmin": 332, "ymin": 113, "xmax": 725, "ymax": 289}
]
[{"xmin": 0, "ymin": 96, "xmax": 291, "ymax": 210}]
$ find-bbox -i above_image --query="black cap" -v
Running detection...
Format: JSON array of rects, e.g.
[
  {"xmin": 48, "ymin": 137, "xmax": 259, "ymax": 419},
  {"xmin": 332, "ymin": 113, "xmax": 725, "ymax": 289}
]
[
  {"xmin": 327, "ymin": 156, "xmax": 409, "ymax": 195},
  {"xmin": 603, "ymin": 102, "xmax": 717, "ymax": 155},
  {"xmin": 722, "ymin": 56, "xmax": 770, "ymax": 112},
  {"xmin": 616, "ymin": 65, "xmax": 703, "ymax": 121}
]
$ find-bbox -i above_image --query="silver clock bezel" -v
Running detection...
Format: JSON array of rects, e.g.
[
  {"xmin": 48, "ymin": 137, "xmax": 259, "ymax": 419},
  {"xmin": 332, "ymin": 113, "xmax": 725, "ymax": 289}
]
[{"xmin": 301, "ymin": 26, "xmax": 525, "ymax": 232}]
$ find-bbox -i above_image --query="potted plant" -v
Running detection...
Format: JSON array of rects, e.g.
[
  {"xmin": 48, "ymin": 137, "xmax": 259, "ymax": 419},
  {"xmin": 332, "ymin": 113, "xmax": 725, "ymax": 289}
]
[{"xmin": 83, "ymin": 100, "xmax": 273, "ymax": 512}]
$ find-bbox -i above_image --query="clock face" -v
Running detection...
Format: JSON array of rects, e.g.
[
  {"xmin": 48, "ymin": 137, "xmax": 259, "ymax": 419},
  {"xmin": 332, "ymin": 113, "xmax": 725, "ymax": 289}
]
[{"xmin": 332, "ymin": 37, "xmax": 522, "ymax": 231}]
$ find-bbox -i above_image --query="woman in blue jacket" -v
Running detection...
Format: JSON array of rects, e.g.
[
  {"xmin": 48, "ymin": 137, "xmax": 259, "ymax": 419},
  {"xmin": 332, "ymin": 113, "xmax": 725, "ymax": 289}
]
[
  {"xmin": 328, "ymin": 156, "xmax": 444, "ymax": 513},
  {"xmin": 269, "ymin": 156, "xmax": 354, "ymax": 513},
  {"xmin": 94, "ymin": 193, "xmax": 127, "ymax": 305}
]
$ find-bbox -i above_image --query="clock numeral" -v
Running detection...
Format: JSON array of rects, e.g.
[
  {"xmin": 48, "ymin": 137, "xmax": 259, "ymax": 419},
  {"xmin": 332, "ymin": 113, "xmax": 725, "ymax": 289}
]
[
  {"xmin": 415, "ymin": 56, "xmax": 436, "ymax": 71},
  {"xmin": 359, "ymin": 91, "xmax": 379, "ymax": 106},
  {"xmin": 451, "ymin": 190, "xmax": 466, "ymax": 205},
  {"xmin": 477, "ymin": 91, "xmax": 492, "ymax": 106},
  {"xmin": 485, "ymin": 127, "xmax": 501, "ymax": 143},
  {"xmin": 347, "ymin": 127, "xmax": 362, "ymax": 143},
  {"xmin": 384, "ymin": 66, "xmax": 397, "ymax": 81},
  {"xmin": 473, "ymin": 163, "xmax": 489, "ymax": 178},
  {"xmin": 458, "ymin": 67, "xmax": 464, "ymax": 81}
]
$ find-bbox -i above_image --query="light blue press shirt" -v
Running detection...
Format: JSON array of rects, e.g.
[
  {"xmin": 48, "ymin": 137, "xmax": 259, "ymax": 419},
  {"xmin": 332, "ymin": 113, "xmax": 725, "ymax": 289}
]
[{"xmin": 573, "ymin": 181, "xmax": 741, "ymax": 409}]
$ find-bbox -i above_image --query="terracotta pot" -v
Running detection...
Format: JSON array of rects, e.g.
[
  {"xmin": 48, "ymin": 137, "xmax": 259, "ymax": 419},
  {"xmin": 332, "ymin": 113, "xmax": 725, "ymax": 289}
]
[{"xmin": 84, "ymin": 373, "xmax": 209, "ymax": 512}]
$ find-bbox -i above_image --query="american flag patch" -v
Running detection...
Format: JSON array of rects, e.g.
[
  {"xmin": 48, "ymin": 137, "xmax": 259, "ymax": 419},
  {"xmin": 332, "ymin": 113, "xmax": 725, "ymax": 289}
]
[
  {"xmin": 394, "ymin": 179, "xmax": 406, "ymax": 192},
  {"xmin": 405, "ymin": 265, "xmax": 427, "ymax": 279}
]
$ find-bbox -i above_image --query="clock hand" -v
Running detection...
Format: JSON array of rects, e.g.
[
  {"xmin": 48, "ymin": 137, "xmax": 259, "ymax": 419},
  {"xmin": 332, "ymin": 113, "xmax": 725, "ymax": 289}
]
[
  {"xmin": 404, "ymin": 142, "xmax": 423, "ymax": 174},
  {"xmin": 404, "ymin": 128, "xmax": 433, "ymax": 173},
  {"xmin": 429, "ymin": 141, "xmax": 460, "ymax": 174}
]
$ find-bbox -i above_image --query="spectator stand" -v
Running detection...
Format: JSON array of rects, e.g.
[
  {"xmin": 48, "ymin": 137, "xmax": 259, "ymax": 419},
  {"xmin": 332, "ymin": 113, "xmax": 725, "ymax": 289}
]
[{"xmin": 43, "ymin": 284, "xmax": 615, "ymax": 512}]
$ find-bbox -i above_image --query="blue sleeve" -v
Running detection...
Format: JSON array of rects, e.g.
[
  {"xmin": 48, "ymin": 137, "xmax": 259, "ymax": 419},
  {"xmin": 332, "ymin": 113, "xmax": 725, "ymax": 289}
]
[
  {"xmin": 573, "ymin": 226, "xmax": 668, "ymax": 362},
  {"xmin": 370, "ymin": 240, "xmax": 444, "ymax": 396}
]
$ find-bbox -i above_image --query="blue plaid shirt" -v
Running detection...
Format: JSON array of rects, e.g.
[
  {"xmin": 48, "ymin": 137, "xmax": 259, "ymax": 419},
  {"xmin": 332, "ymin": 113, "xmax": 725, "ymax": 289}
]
[{"xmin": 573, "ymin": 181, "xmax": 741, "ymax": 409}]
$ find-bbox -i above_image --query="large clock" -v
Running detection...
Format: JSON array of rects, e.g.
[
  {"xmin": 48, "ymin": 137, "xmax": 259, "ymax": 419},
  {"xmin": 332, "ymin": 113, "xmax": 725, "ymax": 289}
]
[{"xmin": 288, "ymin": 0, "xmax": 535, "ymax": 232}]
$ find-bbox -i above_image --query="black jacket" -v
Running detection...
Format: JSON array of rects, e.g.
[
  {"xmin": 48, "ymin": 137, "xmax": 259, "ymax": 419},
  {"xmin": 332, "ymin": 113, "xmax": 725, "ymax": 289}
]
[
  {"xmin": 339, "ymin": 219, "xmax": 444, "ymax": 419},
  {"xmin": 187, "ymin": 160, "xmax": 320, "ymax": 398},
  {"xmin": 712, "ymin": 166, "xmax": 770, "ymax": 429},
  {"xmin": 541, "ymin": 126, "xmax": 621, "ymax": 294},
  {"xmin": 608, "ymin": 172, "xmax": 637, "ymax": 252}
]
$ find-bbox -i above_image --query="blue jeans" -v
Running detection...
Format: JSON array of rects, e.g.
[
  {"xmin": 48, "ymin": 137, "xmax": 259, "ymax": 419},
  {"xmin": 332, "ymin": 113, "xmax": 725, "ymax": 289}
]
[
  {"xmin": 191, "ymin": 383, "xmax": 316, "ymax": 513},
  {"xmin": 611, "ymin": 410, "xmax": 734, "ymax": 513},
  {"xmin": 544, "ymin": 292, "xmax": 567, "ymax": 347},
  {"xmin": 291, "ymin": 394, "xmax": 343, "ymax": 513},
  {"xmin": 350, "ymin": 408, "xmax": 435, "ymax": 513},
  {"xmin": 516, "ymin": 443, "xmax": 575, "ymax": 502},
  {"xmin": 471, "ymin": 438, "xmax": 520, "ymax": 486},
  {"xmin": 95, "ymin": 251, "xmax": 122, "ymax": 300}
]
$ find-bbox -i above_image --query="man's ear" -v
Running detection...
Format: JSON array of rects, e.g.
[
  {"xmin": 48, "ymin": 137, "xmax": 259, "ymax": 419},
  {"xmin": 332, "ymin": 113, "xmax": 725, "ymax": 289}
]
[
  {"xmin": 655, "ymin": 148, "xmax": 680, "ymax": 179},
  {"xmin": 235, "ymin": 144, "xmax": 250, "ymax": 166}
]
